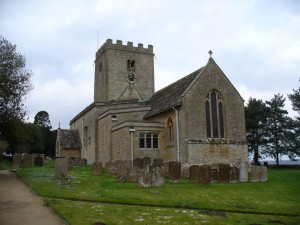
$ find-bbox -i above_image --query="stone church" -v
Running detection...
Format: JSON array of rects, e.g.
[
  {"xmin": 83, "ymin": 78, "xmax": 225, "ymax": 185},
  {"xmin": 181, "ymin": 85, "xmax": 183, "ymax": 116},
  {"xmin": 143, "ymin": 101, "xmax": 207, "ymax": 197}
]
[{"xmin": 67, "ymin": 39, "xmax": 248, "ymax": 166}]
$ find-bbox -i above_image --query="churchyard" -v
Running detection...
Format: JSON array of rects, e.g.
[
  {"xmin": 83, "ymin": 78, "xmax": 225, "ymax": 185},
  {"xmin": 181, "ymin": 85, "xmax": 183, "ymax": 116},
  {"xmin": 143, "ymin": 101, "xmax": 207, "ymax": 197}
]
[{"xmin": 9, "ymin": 157, "xmax": 300, "ymax": 225}]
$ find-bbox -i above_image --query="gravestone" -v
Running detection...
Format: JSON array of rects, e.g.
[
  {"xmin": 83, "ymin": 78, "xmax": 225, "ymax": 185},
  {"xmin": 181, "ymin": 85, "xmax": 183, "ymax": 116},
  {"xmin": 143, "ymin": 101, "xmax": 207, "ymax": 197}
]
[
  {"xmin": 128, "ymin": 166, "xmax": 138, "ymax": 182},
  {"xmin": 133, "ymin": 158, "xmax": 143, "ymax": 169},
  {"xmin": 198, "ymin": 165, "xmax": 211, "ymax": 185},
  {"xmin": 210, "ymin": 164, "xmax": 219, "ymax": 183},
  {"xmin": 12, "ymin": 153, "xmax": 22, "ymax": 169},
  {"xmin": 138, "ymin": 169, "xmax": 152, "ymax": 187},
  {"xmin": 22, "ymin": 154, "xmax": 33, "ymax": 168},
  {"xmin": 117, "ymin": 165, "xmax": 128, "ymax": 182},
  {"xmin": 250, "ymin": 165, "xmax": 260, "ymax": 182},
  {"xmin": 55, "ymin": 157, "xmax": 68, "ymax": 179},
  {"xmin": 105, "ymin": 162, "xmax": 117, "ymax": 175},
  {"xmin": 153, "ymin": 158, "xmax": 164, "ymax": 168},
  {"xmin": 34, "ymin": 156, "xmax": 43, "ymax": 167},
  {"xmin": 114, "ymin": 160, "xmax": 124, "ymax": 169},
  {"xmin": 230, "ymin": 166, "xmax": 239, "ymax": 183},
  {"xmin": 124, "ymin": 159, "xmax": 132, "ymax": 168},
  {"xmin": 92, "ymin": 161, "xmax": 102, "ymax": 176},
  {"xmin": 169, "ymin": 161, "xmax": 181, "ymax": 183},
  {"xmin": 189, "ymin": 165, "xmax": 200, "ymax": 182},
  {"xmin": 239, "ymin": 162, "xmax": 248, "ymax": 182},
  {"xmin": 219, "ymin": 164, "xmax": 230, "ymax": 183},
  {"xmin": 181, "ymin": 165, "xmax": 190, "ymax": 178},
  {"xmin": 142, "ymin": 157, "xmax": 151, "ymax": 169},
  {"xmin": 259, "ymin": 166, "xmax": 268, "ymax": 182},
  {"xmin": 151, "ymin": 167, "xmax": 164, "ymax": 187}
]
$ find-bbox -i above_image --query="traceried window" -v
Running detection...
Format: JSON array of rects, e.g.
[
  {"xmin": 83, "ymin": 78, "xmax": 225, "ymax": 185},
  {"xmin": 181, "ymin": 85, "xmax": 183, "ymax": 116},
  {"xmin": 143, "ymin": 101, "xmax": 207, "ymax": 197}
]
[
  {"xmin": 127, "ymin": 59, "xmax": 135, "ymax": 71},
  {"xmin": 139, "ymin": 133, "xmax": 158, "ymax": 149},
  {"xmin": 205, "ymin": 90, "xmax": 225, "ymax": 138}
]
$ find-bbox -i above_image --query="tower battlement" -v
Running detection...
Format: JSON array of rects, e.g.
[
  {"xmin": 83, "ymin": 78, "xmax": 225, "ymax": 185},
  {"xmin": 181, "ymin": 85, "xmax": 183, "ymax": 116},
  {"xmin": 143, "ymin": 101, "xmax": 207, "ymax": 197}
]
[{"xmin": 96, "ymin": 39, "xmax": 153, "ymax": 57}]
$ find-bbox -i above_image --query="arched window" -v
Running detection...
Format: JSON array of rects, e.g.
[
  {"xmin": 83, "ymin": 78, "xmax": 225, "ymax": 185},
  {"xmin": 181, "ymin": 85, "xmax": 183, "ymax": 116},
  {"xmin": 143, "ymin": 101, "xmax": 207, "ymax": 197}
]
[
  {"xmin": 127, "ymin": 59, "xmax": 135, "ymax": 71},
  {"xmin": 167, "ymin": 118, "xmax": 174, "ymax": 143},
  {"xmin": 205, "ymin": 90, "xmax": 225, "ymax": 138}
]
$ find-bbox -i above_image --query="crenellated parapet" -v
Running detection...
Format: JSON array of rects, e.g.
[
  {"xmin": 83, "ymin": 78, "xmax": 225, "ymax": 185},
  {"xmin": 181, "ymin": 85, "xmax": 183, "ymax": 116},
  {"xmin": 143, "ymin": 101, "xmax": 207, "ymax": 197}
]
[{"xmin": 96, "ymin": 39, "xmax": 153, "ymax": 57}]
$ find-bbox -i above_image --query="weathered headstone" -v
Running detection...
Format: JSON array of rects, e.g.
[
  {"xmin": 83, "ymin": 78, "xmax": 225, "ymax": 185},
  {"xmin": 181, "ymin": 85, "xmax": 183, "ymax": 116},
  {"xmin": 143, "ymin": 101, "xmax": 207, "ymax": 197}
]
[
  {"xmin": 230, "ymin": 166, "xmax": 239, "ymax": 183},
  {"xmin": 128, "ymin": 166, "xmax": 139, "ymax": 182},
  {"xmin": 198, "ymin": 164, "xmax": 211, "ymax": 185},
  {"xmin": 151, "ymin": 167, "xmax": 164, "ymax": 187},
  {"xmin": 117, "ymin": 165, "xmax": 128, "ymax": 182},
  {"xmin": 133, "ymin": 158, "xmax": 143, "ymax": 169},
  {"xmin": 12, "ymin": 153, "xmax": 22, "ymax": 169},
  {"xmin": 22, "ymin": 154, "xmax": 34, "ymax": 168},
  {"xmin": 189, "ymin": 165, "xmax": 200, "ymax": 182},
  {"xmin": 210, "ymin": 164, "xmax": 219, "ymax": 183},
  {"xmin": 142, "ymin": 157, "xmax": 151, "ymax": 169},
  {"xmin": 181, "ymin": 165, "xmax": 190, "ymax": 178},
  {"xmin": 153, "ymin": 158, "xmax": 164, "ymax": 168},
  {"xmin": 55, "ymin": 157, "xmax": 68, "ymax": 179},
  {"xmin": 105, "ymin": 162, "xmax": 117, "ymax": 175},
  {"xmin": 219, "ymin": 164, "xmax": 230, "ymax": 183},
  {"xmin": 250, "ymin": 165, "xmax": 260, "ymax": 182},
  {"xmin": 138, "ymin": 169, "xmax": 152, "ymax": 187},
  {"xmin": 34, "ymin": 156, "xmax": 43, "ymax": 167},
  {"xmin": 92, "ymin": 161, "xmax": 102, "ymax": 176},
  {"xmin": 259, "ymin": 166, "xmax": 268, "ymax": 182},
  {"xmin": 239, "ymin": 162, "xmax": 248, "ymax": 182},
  {"xmin": 169, "ymin": 161, "xmax": 181, "ymax": 183}
]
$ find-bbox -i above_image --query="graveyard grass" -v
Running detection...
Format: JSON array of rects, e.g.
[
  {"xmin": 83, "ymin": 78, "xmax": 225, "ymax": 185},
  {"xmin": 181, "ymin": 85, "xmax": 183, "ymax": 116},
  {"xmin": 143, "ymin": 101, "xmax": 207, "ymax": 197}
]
[{"xmin": 16, "ymin": 162, "xmax": 300, "ymax": 225}]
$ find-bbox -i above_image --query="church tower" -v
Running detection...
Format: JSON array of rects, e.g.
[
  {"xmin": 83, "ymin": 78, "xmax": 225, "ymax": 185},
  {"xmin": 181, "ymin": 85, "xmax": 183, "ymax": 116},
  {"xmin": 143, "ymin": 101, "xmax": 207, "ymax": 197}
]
[{"xmin": 94, "ymin": 39, "xmax": 155, "ymax": 102}]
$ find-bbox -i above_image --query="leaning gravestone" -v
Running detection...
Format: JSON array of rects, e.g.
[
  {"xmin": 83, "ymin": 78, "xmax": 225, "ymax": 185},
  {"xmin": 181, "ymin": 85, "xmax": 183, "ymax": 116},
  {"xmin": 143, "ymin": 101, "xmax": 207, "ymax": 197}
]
[
  {"xmin": 12, "ymin": 153, "xmax": 22, "ymax": 169},
  {"xmin": 117, "ymin": 165, "xmax": 128, "ymax": 182},
  {"xmin": 55, "ymin": 157, "xmax": 68, "ymax": 179},
  {"xmin": 34, "ymin": 156, "xmax": 43, "ymax": 167},
  {"xmin": 92, "ymin": 161, "xmax": 102, "ymax": 176},
  {"xmin": 259, "ymin": 166, "xmax": 268, "ymax": 182},
  {"xmin": 219, "ymin": 164, "xmax": 230, "ymax": 183},
  {"xmin": 230, "ymin": 166, "xmax": 239, "ymax": 183},
  {"xmin": 133, "ymin": 158, "xmax": 143, "ymax": 169},
  {"xmin": 138, "ymin": 169, "xmax": 152, "ymax": 187},
  {"xmin": 142, "ymin": 157, "xmax": 151, "ymax": 169},
  {"xmin": 128, "ymin": 166, "xmax": 139, "ymax": 182},
  {"xmin": 169, "ymin": 161, "xmax": 181, "ymax": 183},
  {"xmin": 189, "ymin": 165, "xmax": 200, "ymax": 182},
  {"xmin": 250, "ymin": 165, "xmax": 260, "ymax": 182},
  {"xmin": 153, "ymin": 158, "xmax": 164, "ymax": 168},
  {"xmin": 22, "ymin": 154, "xmax": 34, "ymax": 168},
  {"xmin": 239, "ymin": 162, "xmax": 248, "ymax": 182},
  {"xmin": 198, "ymin": 164, "xmax": 211, "ymax": 185},
  {"xmin": 151, "ymin": 167, "xmax": 164, "ymax": 187}
]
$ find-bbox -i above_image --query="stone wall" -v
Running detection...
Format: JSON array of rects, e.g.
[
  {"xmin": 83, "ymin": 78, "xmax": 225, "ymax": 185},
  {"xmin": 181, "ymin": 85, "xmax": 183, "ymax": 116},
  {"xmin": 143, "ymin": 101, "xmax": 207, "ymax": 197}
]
[
  {"xmin": 60, "ymin": 148, "xmax": 81, "ymax": 158},
  {"xmin": 187, "ymin": 143, "xmax": 248, "ymax": 165}
]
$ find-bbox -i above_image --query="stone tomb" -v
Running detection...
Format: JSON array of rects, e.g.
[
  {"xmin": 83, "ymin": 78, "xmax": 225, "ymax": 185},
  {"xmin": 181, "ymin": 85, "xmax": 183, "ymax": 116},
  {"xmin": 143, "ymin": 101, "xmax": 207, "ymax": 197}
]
[
  {"xmin": 168, "ymin": 161, "xmax": 181, "ymax": 183},
  {"xmin": 219, "ymin": 164, "xmax": 230, "ymax": 183},
  {"xmin": 198, "ymin": 165, "xmax": 211, "ymax": 185},
  {"xmin": 12, "ymin": 153, "xmax": 22, "ymax": 169},
  {"xmin": 92, "ymin": 161, "xmax": 102, "ymax": 176},
  {"xmin": 34, "ymin": 156, "xmax": 44, "ymax": 167},
  {"xmin": 55, "ymin": 157, "xmax": 68, "ymax": 179}
]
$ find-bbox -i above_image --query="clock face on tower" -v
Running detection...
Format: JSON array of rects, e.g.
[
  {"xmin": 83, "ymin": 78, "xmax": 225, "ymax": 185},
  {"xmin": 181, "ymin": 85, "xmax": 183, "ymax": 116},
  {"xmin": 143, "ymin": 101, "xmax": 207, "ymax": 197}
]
[{"xmin": 126, "ymin": 71, "xmax": 137, "ymax": 84}]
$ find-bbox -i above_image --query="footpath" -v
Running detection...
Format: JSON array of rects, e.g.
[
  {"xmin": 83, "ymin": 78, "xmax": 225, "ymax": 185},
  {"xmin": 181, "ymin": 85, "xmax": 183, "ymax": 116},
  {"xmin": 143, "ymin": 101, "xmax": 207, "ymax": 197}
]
[{"xmin": 0, "ymin": 170, "xmax": 66, "ymax": 225}]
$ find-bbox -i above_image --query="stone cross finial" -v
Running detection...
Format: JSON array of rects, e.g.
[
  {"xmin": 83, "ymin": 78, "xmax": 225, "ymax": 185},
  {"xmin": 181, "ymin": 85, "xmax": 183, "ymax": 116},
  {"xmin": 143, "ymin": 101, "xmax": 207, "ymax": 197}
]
[{"xmin": 208, "ymin": 50, "xmax": 213, "ymax": 58}]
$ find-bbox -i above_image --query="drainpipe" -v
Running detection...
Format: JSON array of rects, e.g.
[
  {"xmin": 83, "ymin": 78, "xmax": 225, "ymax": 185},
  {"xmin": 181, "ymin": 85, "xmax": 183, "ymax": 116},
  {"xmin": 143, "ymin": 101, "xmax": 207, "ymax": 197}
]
[
  {"xmin": 129, "ymin": 127, "xmax": 136, "ymax": 166},
  {"xmin": 81, "ymin": 117, "xmax": 85, "ymax": 159},
  {"xmin": 173, "ymin": 107, "xmax": 180, "ymax": 162}
]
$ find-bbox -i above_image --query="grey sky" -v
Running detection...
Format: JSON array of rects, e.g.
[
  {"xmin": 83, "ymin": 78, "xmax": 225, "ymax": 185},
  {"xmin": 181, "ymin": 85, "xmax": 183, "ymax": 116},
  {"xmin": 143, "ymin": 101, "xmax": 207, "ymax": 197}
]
[{"xmin": 1, "ymin": 0, "xmax": 299, "ymax": 128}]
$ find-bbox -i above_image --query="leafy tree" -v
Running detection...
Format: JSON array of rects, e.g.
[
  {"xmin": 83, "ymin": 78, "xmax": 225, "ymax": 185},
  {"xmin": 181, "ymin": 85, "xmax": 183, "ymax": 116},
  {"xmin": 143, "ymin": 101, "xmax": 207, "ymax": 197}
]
[
  {"xmin": 264, "ymin": 94, "xmax": 291, "ymax": 166},
  {"xmin": 245, "ymin": 98, "xmax": 268, "ymax": 165},
  {"xmin": 288, "ymin": 82, "xmax": 300, "ymax": 113},
  {"xmin": 34, "ymin": 111, "xmax": 52, "ymax": 130},
  {"xmin": 0, "ymin": 35, "xmax": 33, "ymax": 140}
]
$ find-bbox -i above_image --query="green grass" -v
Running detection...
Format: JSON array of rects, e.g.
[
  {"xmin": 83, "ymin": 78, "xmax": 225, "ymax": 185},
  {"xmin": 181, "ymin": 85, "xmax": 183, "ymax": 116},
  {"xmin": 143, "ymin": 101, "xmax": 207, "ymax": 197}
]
[{"xmin": 16, "ymin": 162, "xmax": 300, "ymax": 225}]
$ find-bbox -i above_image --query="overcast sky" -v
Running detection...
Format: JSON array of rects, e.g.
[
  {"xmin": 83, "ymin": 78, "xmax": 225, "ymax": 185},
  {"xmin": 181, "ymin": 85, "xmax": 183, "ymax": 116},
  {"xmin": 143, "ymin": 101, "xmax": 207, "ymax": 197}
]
[{"xmin": 1, "ymin": 0, "xmax": 299, "ymax": 129}]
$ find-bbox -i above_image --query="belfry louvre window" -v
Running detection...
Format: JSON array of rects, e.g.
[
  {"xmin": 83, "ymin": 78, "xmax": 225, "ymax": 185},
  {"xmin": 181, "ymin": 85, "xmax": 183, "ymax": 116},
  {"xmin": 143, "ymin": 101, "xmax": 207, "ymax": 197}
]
[
  {"xmin": 205, "ymin": 91, "xmax": 225, "ymax": 138},
  {"xmin": 127, "ymin": 59, "xmax": 135, "ymax": 71},
  {"xmin": 139, "ymin": 133, "xmax": 158, "ymax": 149}
]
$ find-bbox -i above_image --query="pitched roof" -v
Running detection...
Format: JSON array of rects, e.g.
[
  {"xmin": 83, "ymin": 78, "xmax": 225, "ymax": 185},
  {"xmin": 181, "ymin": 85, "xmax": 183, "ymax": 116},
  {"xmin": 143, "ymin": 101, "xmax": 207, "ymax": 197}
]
[
  {"xmin": 144, "ymin": 67, "xmax": 204, "ymax": 118},
  {"xmin": 57, "ymin": 129, "xmax": 81, "ymax": 149}
]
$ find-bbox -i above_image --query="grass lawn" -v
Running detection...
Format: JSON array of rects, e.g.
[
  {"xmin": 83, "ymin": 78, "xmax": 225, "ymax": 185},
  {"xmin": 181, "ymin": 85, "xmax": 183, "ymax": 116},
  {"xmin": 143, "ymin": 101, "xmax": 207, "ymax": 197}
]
[{"xmin": 15, "ymin": 162, "xmax": 300, "ymax": 225}]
